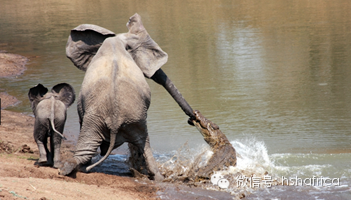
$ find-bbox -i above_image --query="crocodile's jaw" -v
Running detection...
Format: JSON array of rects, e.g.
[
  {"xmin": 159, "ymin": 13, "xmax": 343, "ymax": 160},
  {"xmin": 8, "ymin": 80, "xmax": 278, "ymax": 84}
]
[{"xmin": 193, "ymin": 120, "xmax": 218, "ymax": 148}]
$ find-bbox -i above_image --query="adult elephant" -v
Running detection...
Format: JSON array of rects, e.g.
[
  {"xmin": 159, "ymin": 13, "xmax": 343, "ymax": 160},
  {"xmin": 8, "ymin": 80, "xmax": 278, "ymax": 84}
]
[
  {"xmin": 59, "ymin": 13, "xmax": 194, "ymax": 181},
  {"xmin": 28, "ymin": 83, "xmax": 75, "ymax": 168}
]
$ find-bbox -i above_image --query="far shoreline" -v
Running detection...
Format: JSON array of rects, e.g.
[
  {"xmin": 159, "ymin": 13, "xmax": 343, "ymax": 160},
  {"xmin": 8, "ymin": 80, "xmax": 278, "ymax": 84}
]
[
  {"xmin": 0, "ymin": 51, "xmax": 28, "ymax": 109},
  {"xmin": 0, "ymin": 51, "xmax": 28, "ymax": 78}
]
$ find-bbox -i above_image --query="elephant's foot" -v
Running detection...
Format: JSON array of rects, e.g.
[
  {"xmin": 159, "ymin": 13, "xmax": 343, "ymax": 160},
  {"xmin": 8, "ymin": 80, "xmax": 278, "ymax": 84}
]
[
  {"xmin": 58, "ymin": 158, "xmax": 77, "ymax": 175},
  {"xmin": 130, "ymin": 168, "xmax": 164, "ymax": 181},
  {"xmin": 76, "ymin": 159, "xmax": 93, "ymax": 173},
  {"xmin": 130, "ymin": 168, "xmax": 149, "ymax": 179},
  {"xmin": 46, "ymin": 152, "xmax": 54, "ymax": 166},
  {"xmin": 46, "ymin": 160, "xmax": 54, "ymax": 167},
  {"xmin": 53, "ymin": 161, "xmax": 63, "ymax": 169},
  {"xmin": 37, "ymin": 154, "xmax": 53, "ymax": 167},
  {"xmin": 38, "ymin": 155, "xmax": 48, "ymax": 164},
  {"xmin": 153, "ymin": 172, "xmax": 164, "ymax": 182}
]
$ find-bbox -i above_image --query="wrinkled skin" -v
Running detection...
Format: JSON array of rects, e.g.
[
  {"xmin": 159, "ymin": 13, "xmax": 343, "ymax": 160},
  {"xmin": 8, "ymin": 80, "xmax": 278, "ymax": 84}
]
[
  {"xmin": 190, "ymin": 110, "xmax": 237, "ymax": 181},
  {"xmin": 28, "ymin": 83, "xmax": 75, "ymax": 168},
  {"xmin": 59, "ymin": 14, "xmax": 194, "ymax": 181}
]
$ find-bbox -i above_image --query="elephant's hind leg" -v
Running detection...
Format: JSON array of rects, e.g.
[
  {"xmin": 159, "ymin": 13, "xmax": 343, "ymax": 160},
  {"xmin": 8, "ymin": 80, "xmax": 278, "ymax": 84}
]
[
  {"xmin": 34, "ymin": 119, "xmax": 50, "ymax": 165},
  {"xmin": 127, "ymin": 123, "xmax": 163, "ymax": 181},
  {"xmin": 59, "ymin": 119, "xmax": 104, "ymax": 175},
  {"xmin": 37, "ymin": 136, "xmax": 50, "ymax": 164},
  {"xmin": 143, "ymin": 135, "xmax": 164, "ymax": 181},
  {"xmin": 51, "ymin": 124, "xmax": 64, "ymax": 168},
  {"xmin": 128, "ymin": 142, "xmax": 148, "ymax": 175}
]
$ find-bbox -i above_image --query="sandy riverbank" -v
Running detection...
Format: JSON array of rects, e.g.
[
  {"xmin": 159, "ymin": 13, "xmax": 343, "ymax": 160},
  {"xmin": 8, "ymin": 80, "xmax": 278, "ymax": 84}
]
[{"xmin": 0, "ymin": 51, "xmax": 28, "ymax": 78}]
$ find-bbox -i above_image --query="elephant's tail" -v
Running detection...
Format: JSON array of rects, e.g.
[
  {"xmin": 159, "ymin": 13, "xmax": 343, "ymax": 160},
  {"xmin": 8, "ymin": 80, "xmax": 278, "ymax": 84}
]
[
  {"xmin": 49, "ymin": 96, "xmax": 67, "ymax": 140},
  {"xmin": 86, "ymin": 133, "xmax": 116, "ymax": 172}
]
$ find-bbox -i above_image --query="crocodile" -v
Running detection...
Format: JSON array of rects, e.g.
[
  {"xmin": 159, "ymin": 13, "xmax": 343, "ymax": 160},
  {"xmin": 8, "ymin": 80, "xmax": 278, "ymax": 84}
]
[{"xmin": 189, "ymin": 110, "xmax": 237, "ymax": 182}]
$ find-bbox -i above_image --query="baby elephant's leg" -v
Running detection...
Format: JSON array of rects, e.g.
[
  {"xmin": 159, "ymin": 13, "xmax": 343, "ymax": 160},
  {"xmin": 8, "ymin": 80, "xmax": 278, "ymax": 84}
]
[{"xmin": 34, "ymin": 119, "xmax": 50, "ymax": 164}]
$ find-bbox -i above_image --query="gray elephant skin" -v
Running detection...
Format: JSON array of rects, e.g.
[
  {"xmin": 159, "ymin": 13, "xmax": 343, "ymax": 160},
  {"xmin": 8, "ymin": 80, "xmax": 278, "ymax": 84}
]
[
  {"xmin": 59, "ymin": 13, "xmax": 195, "ymax": 181},
  {"xmin": 28, "ymin": 83, "xmax": 75, "ymax": 168}
]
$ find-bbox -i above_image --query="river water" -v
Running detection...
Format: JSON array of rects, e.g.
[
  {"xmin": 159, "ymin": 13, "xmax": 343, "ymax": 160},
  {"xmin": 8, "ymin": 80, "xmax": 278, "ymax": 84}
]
[{"xmin": 1, "ymin": 0, "xmax": 351, "ymax": 199}]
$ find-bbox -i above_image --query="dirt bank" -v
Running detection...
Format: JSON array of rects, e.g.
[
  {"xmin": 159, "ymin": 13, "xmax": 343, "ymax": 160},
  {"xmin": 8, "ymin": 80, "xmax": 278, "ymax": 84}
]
[
  {"xmin": 0, "ymin": 51, "xmax": 26, "ymax": 110},
  {"xmin": 0, "ymin": 52, "xmax": 28, "ymax": 77},
  {"xmin": 0, "ymin": 92, "xmax": 20, "ymax": 109},
  {"xmin": 0, "ymin": 108, "xmax": 160, "ymax": 200}
]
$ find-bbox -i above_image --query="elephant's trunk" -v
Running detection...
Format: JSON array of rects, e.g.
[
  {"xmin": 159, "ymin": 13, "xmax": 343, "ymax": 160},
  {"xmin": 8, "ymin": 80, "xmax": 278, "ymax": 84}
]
[
  {"xmin": 49, "ymin": 96, "xmax": 66, "ymax": 140},
  {"xmin": 151, "ymin": 69, "xmax": 195, "ymax": 119}
]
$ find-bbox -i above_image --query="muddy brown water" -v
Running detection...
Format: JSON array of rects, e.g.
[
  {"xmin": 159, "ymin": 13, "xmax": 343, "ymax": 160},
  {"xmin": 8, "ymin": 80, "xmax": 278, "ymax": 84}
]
[{"xmin": 1, "ymin": 0, "xmax": 351, "ymax": 199}]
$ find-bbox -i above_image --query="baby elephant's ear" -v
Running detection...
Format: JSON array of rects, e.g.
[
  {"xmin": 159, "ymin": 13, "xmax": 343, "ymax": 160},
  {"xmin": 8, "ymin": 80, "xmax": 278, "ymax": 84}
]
[
  {"xmin": 66, "ymin": 24, "xmax": 116, "ymax": 71},
  {"xmin": 51, "ymin": 83, "xmax": 76, "ymax": 107},
  {"xmin": 28, "ymin": 84, "xmax": 48, "ymax": 102}
]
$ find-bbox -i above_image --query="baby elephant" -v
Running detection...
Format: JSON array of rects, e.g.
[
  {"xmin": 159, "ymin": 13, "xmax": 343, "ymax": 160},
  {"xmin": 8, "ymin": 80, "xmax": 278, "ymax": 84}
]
[{"xmin": 28, "ymin": 83, "xmax": 75, "ymax": 168}]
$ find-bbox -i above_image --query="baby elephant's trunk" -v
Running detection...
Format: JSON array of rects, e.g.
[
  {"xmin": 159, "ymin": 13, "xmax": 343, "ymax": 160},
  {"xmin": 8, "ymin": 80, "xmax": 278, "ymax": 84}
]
[{"xmin": 49, "ymin": 96, "xmax": 66, "ymax": 140}]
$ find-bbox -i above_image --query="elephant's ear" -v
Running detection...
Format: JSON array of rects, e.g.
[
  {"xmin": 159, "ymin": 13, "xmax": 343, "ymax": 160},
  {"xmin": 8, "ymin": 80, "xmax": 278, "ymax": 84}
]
[
  {"xmin": 125, "ymin": 13, "xmax": 168, "ymax": 78},
  {"xmin": 66, "ymin": 24, "xmax": 116, "ymax": 71},
  {"xmin": 28, "ymin": 84, "xmax": 48, "ymax": 113},
  {"xmin": 51, "ymin": 83, "xmax": 76, "ymax": 107},
  {"xmin": 28, "ymin": 84, "xmax": 48, "ymax": 102}
]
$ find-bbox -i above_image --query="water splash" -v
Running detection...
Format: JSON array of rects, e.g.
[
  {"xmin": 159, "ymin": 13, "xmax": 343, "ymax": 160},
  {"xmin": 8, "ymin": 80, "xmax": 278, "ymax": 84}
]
[
  {"xmin": 156, "ymin": 137, "xmax": 276, "ymax": 198},
  {"xmin": 156, "ymin": 137, "xmax": 351, "ymax": 198},
  {"xmin": 91, "ymin": 137, "xmax": 351, "ymax": 199},
  {"xmin": 156, "ymin": 142, "xmax": 213, "ymax": 180},
  {"xmin": 230, "ymin": 138, "xmax": 273, "ymax": 176}
]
